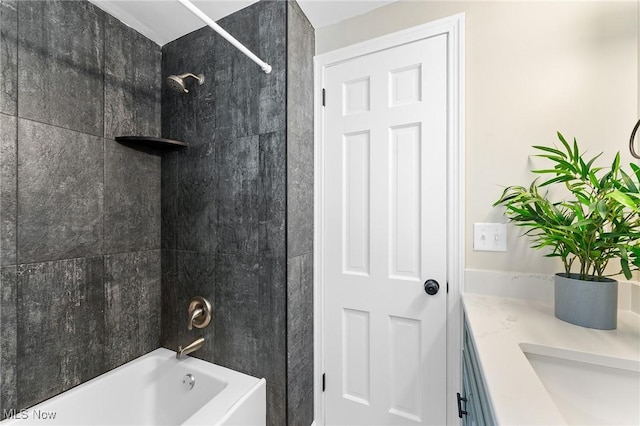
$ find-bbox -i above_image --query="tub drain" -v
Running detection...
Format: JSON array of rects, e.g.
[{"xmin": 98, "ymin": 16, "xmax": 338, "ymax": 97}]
[{"xmin": 182, "ymin": 373, "xmax": 195, "ymax": 390}]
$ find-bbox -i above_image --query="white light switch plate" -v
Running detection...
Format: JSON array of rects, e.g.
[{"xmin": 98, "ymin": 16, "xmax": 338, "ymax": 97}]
[{"xmin": 474, "ymin": 223, "xmax": 507, "ymax": 252}]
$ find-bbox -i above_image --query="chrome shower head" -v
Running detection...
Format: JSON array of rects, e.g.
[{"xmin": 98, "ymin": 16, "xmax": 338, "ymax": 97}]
[{"xmin": 166, "ymin": 73, "xmax": 205, "ymax": 94}]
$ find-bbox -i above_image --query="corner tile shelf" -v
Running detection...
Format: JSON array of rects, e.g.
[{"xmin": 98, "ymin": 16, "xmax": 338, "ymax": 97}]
[{"xmin": 115, "ymin": 136, "xmax": 188, "ymax": 149}]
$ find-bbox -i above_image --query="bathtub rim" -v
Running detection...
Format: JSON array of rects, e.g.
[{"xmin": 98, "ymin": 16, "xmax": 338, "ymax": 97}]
[{"xmin": 0, "ymin": 347, "xmax": 264, "ymax": 426}]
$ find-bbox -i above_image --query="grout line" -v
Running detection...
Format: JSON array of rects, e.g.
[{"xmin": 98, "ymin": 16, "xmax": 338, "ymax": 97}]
[
  {"xmin": 15, "ymin": 249, "xmax": 161, "ymax": 269},
  {"xmin": 12, "ymin": 4, "xmax": 20, "ymax": 410},
  {"xmin": 102, "ymin": 9, "xmax": 107, "ymax": 261},
  {"xmin": 13, "ymin": 116, "xmax": 104, "ymax": 140},
  {"xmin": 14, "ymin": 0, "xmax": 20, "ymax": 269},
  {"xmin": 284, "ymin": 2, "xmax": 290, "ymax": 422}
]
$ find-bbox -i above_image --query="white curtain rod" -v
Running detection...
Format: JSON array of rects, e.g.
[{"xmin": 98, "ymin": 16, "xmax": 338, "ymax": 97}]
[{"xmin": 176, "ymin": 0, "xmax": 272, "ymax": 74}]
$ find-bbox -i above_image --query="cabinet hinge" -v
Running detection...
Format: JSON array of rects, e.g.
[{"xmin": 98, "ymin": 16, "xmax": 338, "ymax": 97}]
[
  {"xmin": 322, "ymin": 88, "xmax": 326, "ymax": 107},
  {"xmin": 322, "ymin": 373, "xmax": 326, "ymax": 392}
]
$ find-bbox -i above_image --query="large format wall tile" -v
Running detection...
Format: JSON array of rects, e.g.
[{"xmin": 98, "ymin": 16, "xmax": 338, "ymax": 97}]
[
  {"xmin": 286, "ymin": 4, "xmax": 315, "ymax": 424},
  {"xmin": 215, "ymin": 135, "xmax": 260, "ymax": 255},
  {"xmin": 214, "ymin": 254, "xmax": 286, "ymax": 426},
  {"xmin": 0, "ymin": 266, "xmax": 17, "ymax": 417},
  {"xmin": 17, "ymin": 0, "xmax": 104, "ymax": 136},
  {"xmin": 104, "ymin": 15, "xmax": 161, "ymax": 140},
  {"xmin": 287, "ymin": 253, "xmax": 314, "ymax": 425},
  {"xmin": 160, "ymin": 151, "xmax": 179, "ymax": 250},
  {"xmin": 104, "ymin": 251, "xmax": 161, "ymax": 368},
  {"xmin": 286, "ymin": 0, "xmax": 314, "ymax": 140},
  {"xmin": 287, "ymin": 128, "xmax": 314, "ymax": 257},
  {"xmin": 17, "ymin": 119, "xmax": 104, "ymax": 264},
  {"xmin": 174, "ymin": 142, "xmax": 217, "ymax": 253},
  {"xmin": 268, "ymin": 383, "xmax": 286, "ymax": 426},
  {"xmin": 215, "ymin": 1, "xmax": 287, "ymax": 139},
  {"xmin": 160, "ymin": 250, "xmax": 178, "ymax": 350},
  {"xmin": 214, "ymin": 16, "xmax": 260, "ymax": 139},
  {"xmin": 160, "ymin": 141, "xmax": 218, "ymax": 254},
  {"xmin": 104, "ymin": 140, "xmax": 161, "ymax": 254},
  {"xmin": 0, "ymin": 113, "xmax": 16, "ymax": 266},
  {"xmin": 287, "ymin": 0, "xmax": 315, "ymax": 259},
  {"xmin": 256, "ymin": 0, "xmax": 286, "ymax": 135},
  {"xmin": 0, "ymin": 0, "xmax": 17, "ymax": 116},
  {"xmin": 214, "ymin": 254, "xmax": 286, "ymax": 388},
  {"xmin": 17, "ymin": 257, "xmax": 106, "ymax": 409},
  {"xmin": 258, "ymin": 131, "xmax": 286, "ymax": 258}
]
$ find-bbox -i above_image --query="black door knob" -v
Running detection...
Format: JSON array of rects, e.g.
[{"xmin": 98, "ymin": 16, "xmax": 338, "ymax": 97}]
[{"xmin": 424, "ymin": 279, "xmax": 440, "ymax": 295}]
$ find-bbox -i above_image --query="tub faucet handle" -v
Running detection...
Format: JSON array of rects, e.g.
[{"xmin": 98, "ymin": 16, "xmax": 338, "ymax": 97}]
[
  {"xmin": 187, "ymin": 296, "xmax": 212, "ymax": 330},
  {"xmin": 188, "ymin": 307, "xmax": 203, "ymax": 331}
]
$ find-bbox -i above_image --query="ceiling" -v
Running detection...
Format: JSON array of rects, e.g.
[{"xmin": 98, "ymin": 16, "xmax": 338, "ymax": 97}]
[{"xmin": 89, "ymin": 0, "xmax": 397, "ymax": 46}]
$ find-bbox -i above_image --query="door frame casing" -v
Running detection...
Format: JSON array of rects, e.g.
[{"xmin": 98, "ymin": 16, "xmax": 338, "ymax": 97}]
[{"xmin": 313, "ymin": 14, "xmax": 465, "ymax": 425}]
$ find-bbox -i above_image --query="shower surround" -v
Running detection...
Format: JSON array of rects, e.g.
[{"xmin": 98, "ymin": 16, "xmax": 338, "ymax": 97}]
[
  {"xmin": 0, "ymin": 0, "xmax": 162, "ymax": 417},
  {"xmin": 0, "ymin": 0, "xmax": 313, "ymax": 424},
  {"xmin": 161, "ymin": 1, "xmax": 314, "ymax": 425}
]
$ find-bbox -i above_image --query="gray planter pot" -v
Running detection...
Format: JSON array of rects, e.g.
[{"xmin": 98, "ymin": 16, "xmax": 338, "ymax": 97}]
[{"xmin": 554, "ymin": 273, "xmax": 618, "ymax": 330}]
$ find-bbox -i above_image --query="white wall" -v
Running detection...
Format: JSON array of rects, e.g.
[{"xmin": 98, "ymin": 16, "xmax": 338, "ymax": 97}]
[{"xmin": 317, "ymin": 0, "xmax": 639, "ymax": 276}]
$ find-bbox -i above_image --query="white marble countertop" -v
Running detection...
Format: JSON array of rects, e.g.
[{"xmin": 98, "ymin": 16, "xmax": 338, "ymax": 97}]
[{"xmin": 462, "ymin": 294, "xmax": 640, "ymax": 425}]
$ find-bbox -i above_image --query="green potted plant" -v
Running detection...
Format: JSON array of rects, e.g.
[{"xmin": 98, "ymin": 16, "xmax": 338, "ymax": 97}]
[{"xmin": 494, "ymin": 132, "xmax": 640, "ymax": 330}]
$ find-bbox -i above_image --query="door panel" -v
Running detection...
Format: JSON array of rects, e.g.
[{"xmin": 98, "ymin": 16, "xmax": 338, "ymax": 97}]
[
  {"xmin": 343, "ymin": 131, "xmax": 370, "ymax": 275},
  {"xmin": 323, "ymin": 34, "xmax": 448, "ymax": 425},
  {"xmin": 342, "ymin": 308, "xmax": 371, "ymax": 404},
  {"xmin": 389, "ymin": 123, "xmax": 422, "ymax": 280}
]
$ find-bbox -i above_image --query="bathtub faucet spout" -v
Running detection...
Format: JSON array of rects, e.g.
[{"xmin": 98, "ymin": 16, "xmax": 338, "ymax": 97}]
[{"xmin": 177, "ymin": 337, "xmax": 205, "ymax": 360}]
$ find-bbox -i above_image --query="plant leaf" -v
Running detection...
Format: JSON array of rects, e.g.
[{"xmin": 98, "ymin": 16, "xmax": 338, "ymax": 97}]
[
  {"xmin": 607, "ymin": 191, "xmax": 638, "ymax": 211},
  {"xmin": 532, "ymin": 145, "xmax": 566, "ymax": 157}
]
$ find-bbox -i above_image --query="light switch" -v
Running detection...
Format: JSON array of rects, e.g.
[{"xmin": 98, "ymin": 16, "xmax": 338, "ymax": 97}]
[{"xmin": 473, "ymin": 223, "xmax": 507, "ymax": 252}]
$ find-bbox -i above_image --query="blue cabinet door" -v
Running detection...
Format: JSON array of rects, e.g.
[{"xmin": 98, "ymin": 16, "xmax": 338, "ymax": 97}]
[{"xmin": 461, "ymin": 315, "xmax": 496, "ymax": 425}]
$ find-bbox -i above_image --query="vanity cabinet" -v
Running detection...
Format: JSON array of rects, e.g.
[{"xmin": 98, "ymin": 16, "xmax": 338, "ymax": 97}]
[{"xmin": 460, "ymin": 315, "xmax": 496, "ymax": 426}]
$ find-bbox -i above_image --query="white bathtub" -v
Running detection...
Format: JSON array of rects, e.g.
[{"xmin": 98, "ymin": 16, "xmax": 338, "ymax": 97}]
[{"xmin": 1, "ymin": 348, "xmax": 266, "ymax": 425}]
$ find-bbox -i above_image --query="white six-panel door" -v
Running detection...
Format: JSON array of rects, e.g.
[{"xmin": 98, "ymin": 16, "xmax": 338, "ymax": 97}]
[{"xmin": 322, "ymin": 34, "xmax": 448, "ymax": 425}]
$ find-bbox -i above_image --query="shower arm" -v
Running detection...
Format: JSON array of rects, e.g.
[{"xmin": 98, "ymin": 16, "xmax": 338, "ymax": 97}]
[{"xmin": 176, "ymin": 0, "xmax": 272, "ymax": 74}]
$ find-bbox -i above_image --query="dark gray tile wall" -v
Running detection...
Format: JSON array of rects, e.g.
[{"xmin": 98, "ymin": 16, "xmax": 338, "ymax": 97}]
[
  {"xmin": 161, "ymin": 4, "xmax": 288, "ymax": 424},
  {"xmin": 161, "ymin": 1, "xmax": 314, "ymax": 424},
  {"xmin": 161, "ymin": 27, "xmax": 217, "ymax": 253},
  {"xmin": 0, "ymin": 0, "xmax": 162, "ymax": 416},
  {"xmin": 287, "ymin": 0, "xmax": 315, "ymax": 258},
  {"xmin": 0, "ymin": 2, "xmax": 19, "ymax": 414},
  {"xmin": 0, "ymin": 113, "xmax": 17, "ymax": 266},
  {"xmin": 213, "ymin": 254, "xmax": 286, "ymax": 387},
  {"xmin": 104, "ymin": 14, "xmax": 161, "ymax": 140},
  {"xmin": 286, "ymin": 254, "xmax": 314, "ymax": 424},
  {"xmin": 213, "ymin": 2, "xmax": 287, "ymax": 139},
  {"xmin": 17, "ymin": 1, "xmax": 105, "ymax": 136},
  {"xmin": 161, "ymin": 250, "xmax": 216, "ymax": 360},
  {"xmin": 258, "ymin": 131, "xmax": 287, "ymax": 257},
  {"xmin": 286, "ymin": 2, "xmax": 315, "ymax": 425},
  {"xmin": 104, "ymin": 250, "xmax": 161, "ymax": 367},
  {"xmin": 0, "ymin": 0, "xmax": 17, "ymax": 115},
  {"xmin": 104, "ymin": 140, "xmax": 161, "ymax": 254},
  {"xmin": 215, "ymin": 134, "xmax": 261, "ymax": 255},
  {"xmin": 17, "ymin": 120, "xmax": 104, "ymax": 264},
  {"xmin": 17, "ymin": 257, "xmax": 106, "ymax": 409},
  {"xmin": 0, "ymin": 266, "xmax": 17, "ymax": 415}
]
